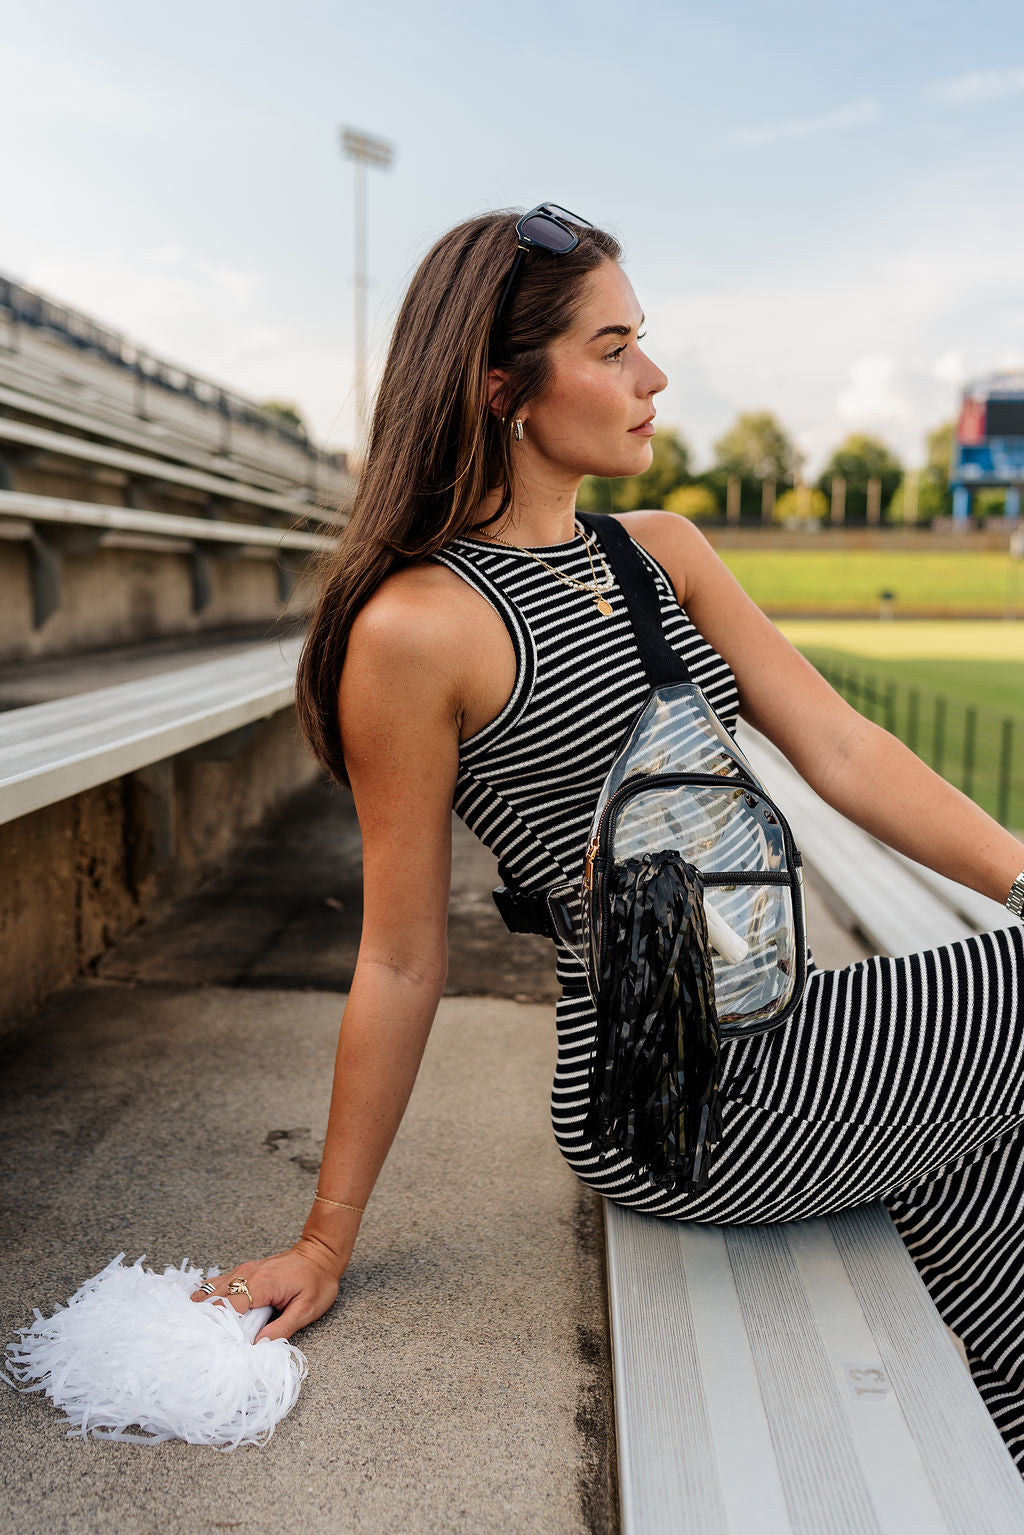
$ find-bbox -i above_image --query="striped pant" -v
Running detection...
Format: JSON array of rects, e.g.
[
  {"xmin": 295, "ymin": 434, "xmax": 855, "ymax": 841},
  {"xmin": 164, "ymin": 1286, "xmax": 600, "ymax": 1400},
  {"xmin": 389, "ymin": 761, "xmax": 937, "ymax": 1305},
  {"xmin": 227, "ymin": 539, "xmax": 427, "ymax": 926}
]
[{"xmin": 552, "ymin": 925, "xmax": 1024, "ymax": 1468}]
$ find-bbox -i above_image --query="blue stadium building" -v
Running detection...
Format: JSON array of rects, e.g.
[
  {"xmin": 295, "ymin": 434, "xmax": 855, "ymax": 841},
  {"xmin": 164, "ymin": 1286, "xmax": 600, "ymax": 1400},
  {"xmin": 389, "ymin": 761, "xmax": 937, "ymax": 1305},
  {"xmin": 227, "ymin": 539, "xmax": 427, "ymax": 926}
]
[{"xmin": 951, "ymin": 373, "xmax": 1024, "ymax": 522}]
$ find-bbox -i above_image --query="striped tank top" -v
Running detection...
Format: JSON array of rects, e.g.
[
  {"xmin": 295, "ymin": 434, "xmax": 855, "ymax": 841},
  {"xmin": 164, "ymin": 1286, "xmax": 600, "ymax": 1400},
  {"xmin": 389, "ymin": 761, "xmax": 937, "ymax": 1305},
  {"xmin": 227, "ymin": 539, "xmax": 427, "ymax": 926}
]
[
  {"xmin": 431, "ymin": 517, "xmax": 740, "ymax": 1194},
  {"xmin": 432, "ymin": 520, "xmax": 739, "ymax": 968}
]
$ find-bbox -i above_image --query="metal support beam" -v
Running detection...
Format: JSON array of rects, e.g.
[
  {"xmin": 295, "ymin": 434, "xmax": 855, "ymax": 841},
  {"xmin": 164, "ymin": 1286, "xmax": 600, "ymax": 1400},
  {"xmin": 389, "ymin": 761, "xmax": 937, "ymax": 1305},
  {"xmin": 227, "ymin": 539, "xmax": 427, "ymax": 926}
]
[
  {"xmin": 126, "ymin": 758, "xmax": 176, "ymax": 895},
  {"xmin": 27, "ymin": 522, "xmax": 104, "ymax": 628},
  {"xmin": 29, "ymin": 525, "xmax": 61, "ymax": 628},
  {"xmin": 188, "ymin": 544, "xmax": 213, "ymax": 613},
  {"xmin": 276, "ymin": 549, "xmax": 301, "ymax": 603},
  {"xmin": 180, "ymin": 720, "xmax": 262, "ymax": 762}
]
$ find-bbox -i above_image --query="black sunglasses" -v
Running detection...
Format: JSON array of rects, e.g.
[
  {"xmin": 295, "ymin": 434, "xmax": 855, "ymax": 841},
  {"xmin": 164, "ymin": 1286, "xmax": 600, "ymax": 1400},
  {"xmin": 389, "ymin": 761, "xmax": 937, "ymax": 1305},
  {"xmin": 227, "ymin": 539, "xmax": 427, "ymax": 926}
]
[{"xmin": 490, "ymin": 202, "xmax": 593, "ymax": 346}]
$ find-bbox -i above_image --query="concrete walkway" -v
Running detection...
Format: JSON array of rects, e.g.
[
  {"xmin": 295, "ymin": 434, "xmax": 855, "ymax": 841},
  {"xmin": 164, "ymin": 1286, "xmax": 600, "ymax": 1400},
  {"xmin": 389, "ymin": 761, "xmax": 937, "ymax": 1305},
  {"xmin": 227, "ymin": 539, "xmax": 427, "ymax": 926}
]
[
  {"xmin": 0, "ymin": 781, "xmax": 865, "ymax": 1535},
  {"xmin": 0, "ymin": 785, "xmax": 612, "ymax": 1535}
]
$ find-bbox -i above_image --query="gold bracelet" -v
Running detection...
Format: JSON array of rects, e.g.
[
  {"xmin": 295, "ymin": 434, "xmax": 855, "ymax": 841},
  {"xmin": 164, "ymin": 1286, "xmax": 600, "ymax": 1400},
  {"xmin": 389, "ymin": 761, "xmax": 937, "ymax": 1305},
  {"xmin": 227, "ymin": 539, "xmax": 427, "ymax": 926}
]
[{"xmin": 313, "ymin": 1189, "xmax": 366, "ymax": 1215}]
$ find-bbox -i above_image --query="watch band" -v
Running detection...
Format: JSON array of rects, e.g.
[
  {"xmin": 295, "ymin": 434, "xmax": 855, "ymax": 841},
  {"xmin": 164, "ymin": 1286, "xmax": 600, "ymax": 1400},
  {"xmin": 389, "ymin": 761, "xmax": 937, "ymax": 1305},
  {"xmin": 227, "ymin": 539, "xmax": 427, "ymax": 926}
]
[{"xmin": 1006, "ymin": 872, "xmax": 1024, "ymax": 921}]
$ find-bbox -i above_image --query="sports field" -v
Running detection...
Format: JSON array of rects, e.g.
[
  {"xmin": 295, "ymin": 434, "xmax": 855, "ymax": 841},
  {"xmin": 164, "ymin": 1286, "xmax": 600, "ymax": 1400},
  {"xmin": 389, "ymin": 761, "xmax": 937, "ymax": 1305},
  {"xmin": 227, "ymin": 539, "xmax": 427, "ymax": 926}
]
[
  {"xmin": 721, "ymin": 549, "xmax": 1023, "ymax": 615},
  {"xmin": 777, "ymin": 619, "xmax": 1024, "ymax": 828},
  {"xmin": 778, "ymin": 620, "xmax": 1024, "ymax": 718}
]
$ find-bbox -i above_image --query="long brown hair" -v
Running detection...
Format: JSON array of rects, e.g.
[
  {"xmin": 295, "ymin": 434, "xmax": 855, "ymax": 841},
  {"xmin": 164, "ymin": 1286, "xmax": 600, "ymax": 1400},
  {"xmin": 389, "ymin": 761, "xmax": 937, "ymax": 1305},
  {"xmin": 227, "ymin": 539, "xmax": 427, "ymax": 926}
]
[{"xmin": 294, "ymin": 207, "xmax": 621, "ymax": 785}]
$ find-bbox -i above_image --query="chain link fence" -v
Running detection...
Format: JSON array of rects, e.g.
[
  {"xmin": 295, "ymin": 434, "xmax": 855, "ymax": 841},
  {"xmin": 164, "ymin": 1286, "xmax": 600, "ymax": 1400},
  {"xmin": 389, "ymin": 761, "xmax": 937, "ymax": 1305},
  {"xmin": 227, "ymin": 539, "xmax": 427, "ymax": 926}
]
[{"xmin": 813, "ymin": 661, "xmax": 1023, "ymax": 832}]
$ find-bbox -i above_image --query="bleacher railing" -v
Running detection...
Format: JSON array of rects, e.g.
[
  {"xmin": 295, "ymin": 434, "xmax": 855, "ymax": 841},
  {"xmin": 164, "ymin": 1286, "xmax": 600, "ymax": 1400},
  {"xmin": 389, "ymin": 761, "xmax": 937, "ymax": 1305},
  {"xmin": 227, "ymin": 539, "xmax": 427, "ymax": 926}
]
[
  {"xmin": 0, "ymin": 272, "xmax": 345, "ymax": 473},
  {"xmin": 814, "ymin": 660, "xmax": 1023, "ymax": 832}
]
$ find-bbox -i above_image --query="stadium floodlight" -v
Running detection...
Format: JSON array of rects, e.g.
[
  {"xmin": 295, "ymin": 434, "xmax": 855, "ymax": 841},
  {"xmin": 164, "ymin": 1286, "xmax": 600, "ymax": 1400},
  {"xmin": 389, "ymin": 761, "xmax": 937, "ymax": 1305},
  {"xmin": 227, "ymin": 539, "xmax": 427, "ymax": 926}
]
[{"xmin": 340, "ymin": 126, "xmax": 395, "ymax": 464}]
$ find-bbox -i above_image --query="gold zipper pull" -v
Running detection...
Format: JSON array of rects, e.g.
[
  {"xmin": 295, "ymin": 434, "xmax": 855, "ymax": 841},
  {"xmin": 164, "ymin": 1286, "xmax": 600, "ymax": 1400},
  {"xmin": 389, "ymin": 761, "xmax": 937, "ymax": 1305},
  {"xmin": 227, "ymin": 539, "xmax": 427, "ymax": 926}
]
[{"xmin": 583, "ymin": 834, "xmax": 601, "ymax": 890}]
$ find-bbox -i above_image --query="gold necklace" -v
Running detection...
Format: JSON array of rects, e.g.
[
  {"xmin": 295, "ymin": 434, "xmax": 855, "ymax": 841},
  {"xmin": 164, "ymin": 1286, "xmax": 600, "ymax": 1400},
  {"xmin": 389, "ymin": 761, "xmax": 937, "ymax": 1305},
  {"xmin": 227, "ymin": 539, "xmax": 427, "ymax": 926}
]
[{"xmin": 488, "ymin": 520, "xmax": 616, "ymax": 616}]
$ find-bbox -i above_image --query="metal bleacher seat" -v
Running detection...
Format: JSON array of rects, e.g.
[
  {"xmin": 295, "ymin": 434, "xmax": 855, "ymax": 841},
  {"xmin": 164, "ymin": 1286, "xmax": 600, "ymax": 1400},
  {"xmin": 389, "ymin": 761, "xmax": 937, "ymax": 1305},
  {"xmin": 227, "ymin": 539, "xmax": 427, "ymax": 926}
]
[
  {"xmin": 0, "ymin": 274, "xmax": 333, "ymax": 825},
  {"xmin": 0, "ymin": 305, "xmax": 341, "ymax": 495},
  {"xmin": 0, "ymin": 305, "xmax": 346, "ymax": 626},
  {"xmin": 0, "ymin": 633, "xmax": 305, "ymax": 828},
  {"xmin": 603, "ymin": 724, "xmax": 1024, "ymax": 1534},
  {"xmin": 0, "ymin": 375, "xmax": 306, "ymax": 496},
  {"xmin": 0, "ymin": 415, "xmax": 342, "ymax": 528}
]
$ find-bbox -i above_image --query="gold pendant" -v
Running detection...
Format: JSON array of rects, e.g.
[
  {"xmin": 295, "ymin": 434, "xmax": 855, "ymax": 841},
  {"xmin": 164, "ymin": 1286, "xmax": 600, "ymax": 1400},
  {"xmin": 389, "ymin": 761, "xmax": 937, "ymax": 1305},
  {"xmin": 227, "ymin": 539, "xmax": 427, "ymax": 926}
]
[{"xmin": 595, "ymin": 595, "xmax": 613, "ymax": 616}]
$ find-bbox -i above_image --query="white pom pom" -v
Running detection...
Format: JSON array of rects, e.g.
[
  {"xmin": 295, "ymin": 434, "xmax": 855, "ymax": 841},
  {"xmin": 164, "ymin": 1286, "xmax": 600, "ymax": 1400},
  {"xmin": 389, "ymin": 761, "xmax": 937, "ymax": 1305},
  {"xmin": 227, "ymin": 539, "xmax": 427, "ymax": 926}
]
[{"xmin": 2, "ymin": 1254, "xmax": 308, "ymax": 1449}]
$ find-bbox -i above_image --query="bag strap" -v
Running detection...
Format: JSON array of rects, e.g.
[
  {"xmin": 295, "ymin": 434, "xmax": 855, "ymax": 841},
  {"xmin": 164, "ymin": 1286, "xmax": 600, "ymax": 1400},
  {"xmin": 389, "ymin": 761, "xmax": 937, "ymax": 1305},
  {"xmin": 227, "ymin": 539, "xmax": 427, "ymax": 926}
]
[
  {"xmin": 576, "ymin": 512, "xmax": 692, "ymax": 687},
  {"xmin": 491, "ymin": 512, "xmax": 695, "ymax": 942}
]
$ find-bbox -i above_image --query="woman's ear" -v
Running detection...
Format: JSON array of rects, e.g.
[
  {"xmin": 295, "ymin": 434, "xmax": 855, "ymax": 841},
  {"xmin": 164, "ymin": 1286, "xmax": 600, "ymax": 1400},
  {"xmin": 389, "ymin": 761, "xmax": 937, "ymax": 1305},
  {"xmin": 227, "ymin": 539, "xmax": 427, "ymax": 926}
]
[{"xmin": 486, "ymin": 368, "xmax": 511, "ymax": 419}]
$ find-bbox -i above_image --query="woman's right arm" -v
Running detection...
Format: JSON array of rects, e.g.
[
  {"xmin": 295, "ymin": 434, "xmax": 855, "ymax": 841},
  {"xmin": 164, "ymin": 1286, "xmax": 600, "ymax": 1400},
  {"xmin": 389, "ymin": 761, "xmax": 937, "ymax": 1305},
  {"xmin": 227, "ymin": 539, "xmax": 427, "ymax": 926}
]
[{"xmin": 201, "ymin": 577, "xmax": 463, "ymax": 1340}]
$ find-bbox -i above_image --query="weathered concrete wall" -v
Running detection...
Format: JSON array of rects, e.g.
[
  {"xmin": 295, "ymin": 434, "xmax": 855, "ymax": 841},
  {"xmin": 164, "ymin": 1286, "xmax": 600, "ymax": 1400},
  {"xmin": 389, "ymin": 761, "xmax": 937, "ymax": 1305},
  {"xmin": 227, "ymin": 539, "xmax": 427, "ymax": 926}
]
[
  {"xmin": 0, "ymin": 437, "xmax": 331, "ymax": 661},
  {"xmin": 0, "ymin": 709, "xmax": 322, "ymax": 1033},
  {"xmin": 0, "ymin": 535, "xmax": 318, "ymax": 661}
]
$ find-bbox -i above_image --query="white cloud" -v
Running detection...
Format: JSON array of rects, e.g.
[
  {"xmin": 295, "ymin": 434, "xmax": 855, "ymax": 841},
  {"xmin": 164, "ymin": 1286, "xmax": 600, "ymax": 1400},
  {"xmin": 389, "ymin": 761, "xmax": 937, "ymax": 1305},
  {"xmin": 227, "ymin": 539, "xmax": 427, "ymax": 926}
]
[
  {"xmin": 721, "ymin": 97, "xmax": 881, "ymax": 150},
  {"xmin": 648, "ymin": 160, "xmax": 1024, "ymax": 475},
  {"xmin": 924, "ymin": 68, "xmax": 1024, "ymax": 105},
  {"xmin": 932, "ymin": 350, "xmax": 968, "ymax": 387},
  {"xmin": 835, "ymin": 355, "xmax": 912, "ymax": 427}
]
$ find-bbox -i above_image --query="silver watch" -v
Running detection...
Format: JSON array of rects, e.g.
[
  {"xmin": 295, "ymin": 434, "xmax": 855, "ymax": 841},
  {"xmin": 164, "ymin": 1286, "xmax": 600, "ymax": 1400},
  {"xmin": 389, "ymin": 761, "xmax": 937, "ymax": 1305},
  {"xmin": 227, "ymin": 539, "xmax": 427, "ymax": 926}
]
[{"xmin": 1007, "ymin": 872, "xmax": 1024, "ymax": 921}]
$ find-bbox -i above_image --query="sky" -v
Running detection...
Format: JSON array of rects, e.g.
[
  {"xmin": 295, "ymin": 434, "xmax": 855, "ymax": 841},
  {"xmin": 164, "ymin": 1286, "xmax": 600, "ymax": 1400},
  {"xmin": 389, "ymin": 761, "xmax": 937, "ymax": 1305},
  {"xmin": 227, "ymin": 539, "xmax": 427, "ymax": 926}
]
[{"xmin": 4, "ymin": 0, "xmax": 1024, "ymax": 474}]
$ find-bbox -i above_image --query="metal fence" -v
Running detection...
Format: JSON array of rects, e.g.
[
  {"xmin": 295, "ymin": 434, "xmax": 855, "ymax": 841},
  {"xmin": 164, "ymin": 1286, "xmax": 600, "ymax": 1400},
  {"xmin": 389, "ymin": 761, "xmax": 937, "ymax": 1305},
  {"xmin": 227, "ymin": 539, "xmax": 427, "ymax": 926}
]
[{"xmin": 813, "ymin": 661, "xmax": 1023, "ymax": 831}]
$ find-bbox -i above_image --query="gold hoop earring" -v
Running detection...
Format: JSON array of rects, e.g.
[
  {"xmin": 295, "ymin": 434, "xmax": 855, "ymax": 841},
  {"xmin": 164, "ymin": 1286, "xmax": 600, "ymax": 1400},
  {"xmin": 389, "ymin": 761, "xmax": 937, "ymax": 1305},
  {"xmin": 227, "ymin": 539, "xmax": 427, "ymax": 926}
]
[{"xmin": 512, "ymin": 419, "xmax": 524, "ymax": 442}]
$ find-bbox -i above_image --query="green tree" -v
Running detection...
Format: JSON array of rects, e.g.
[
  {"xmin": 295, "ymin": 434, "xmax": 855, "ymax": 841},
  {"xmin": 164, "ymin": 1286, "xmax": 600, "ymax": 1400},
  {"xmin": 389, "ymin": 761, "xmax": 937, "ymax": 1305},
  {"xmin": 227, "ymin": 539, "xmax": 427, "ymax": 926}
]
[
  {"xmin": 974, "ymin": 487, "xmax": 1011, "ymax": 522},
  {"xmin": 885, "ymin": 474, "xmax": 949, "ymax": 524},
  {"xmin": 773, "ymin": 486, "xmax": 827, "ymax": 525},
  {"xmin": 921, "ymin": 419, "xmax": 955, "ymax": 521},
  {"xmin": 712, "ymin": 411, "xmax": 801, "ymax": 482},
  {"xmin": 577, "ymin": 426, "xmax": 693, "ymax": 513},
  {"xmin": 260, "ymin": 399, "xmax": 307, "ymax": 433},
  {"xmin": 664, "ymin": 484, "xmax": 718, "ymax": 520},
  {"xmin": 927, "ymin": 421, "xmax": 955, "ymax": 483},
  {"xmin": 708, "ymin": 412, "xmax": 801, "ymax": 523},
  {"xmin": 815, "ymin": 433, "xmax": 903, "ymax": 524}
]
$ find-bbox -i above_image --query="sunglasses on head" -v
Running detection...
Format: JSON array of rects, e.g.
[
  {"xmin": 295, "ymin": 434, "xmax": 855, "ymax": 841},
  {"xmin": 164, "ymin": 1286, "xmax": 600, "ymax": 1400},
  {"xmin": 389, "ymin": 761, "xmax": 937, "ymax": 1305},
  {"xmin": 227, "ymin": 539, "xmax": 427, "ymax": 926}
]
[{"xmin": 490, "ymin": 202, "xmax": 593, "ymax": 346}]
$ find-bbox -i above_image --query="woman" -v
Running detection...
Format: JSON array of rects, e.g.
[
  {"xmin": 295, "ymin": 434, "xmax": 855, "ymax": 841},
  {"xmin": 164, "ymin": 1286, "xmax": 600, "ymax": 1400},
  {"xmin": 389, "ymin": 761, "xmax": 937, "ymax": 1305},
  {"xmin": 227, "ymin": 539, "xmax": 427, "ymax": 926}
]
[{"xmin": 192, "ymin": 205, "xmax": 1024, "ymax": 1466}]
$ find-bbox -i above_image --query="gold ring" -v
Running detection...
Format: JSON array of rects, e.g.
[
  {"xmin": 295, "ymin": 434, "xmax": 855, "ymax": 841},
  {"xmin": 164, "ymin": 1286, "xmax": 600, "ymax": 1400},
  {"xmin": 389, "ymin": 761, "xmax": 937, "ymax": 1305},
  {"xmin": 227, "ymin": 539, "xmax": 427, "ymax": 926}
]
[{"xmin": 227, "ymin": 1277, "xmax": 254, "ymax": 1311}]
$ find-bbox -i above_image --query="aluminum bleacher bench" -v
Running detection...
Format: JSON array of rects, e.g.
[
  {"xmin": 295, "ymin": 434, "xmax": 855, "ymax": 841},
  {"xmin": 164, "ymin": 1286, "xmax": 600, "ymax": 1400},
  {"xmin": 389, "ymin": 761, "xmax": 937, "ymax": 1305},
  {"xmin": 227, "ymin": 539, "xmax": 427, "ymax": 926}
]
[
  {"xmin": 0, "ymin": 311, "xmax": 337, "ymax": 491},
  {"xmin": 0, "ymin": 416, "xmax": 342, "ymax": 527},
  {"xmin": 604, "ymin": 724, "xmax": 1024, "ymax": 1534},
  {"xmin": 0, "ymin": 487, "xmax": 337, "ymax": 623},
  {"xmin": 0, "ymin": 376, "xmax": 316, "ymax": 497},
  {"xmin": 0, "ymin": 635, "xmax": 304, "ymax": 827}
]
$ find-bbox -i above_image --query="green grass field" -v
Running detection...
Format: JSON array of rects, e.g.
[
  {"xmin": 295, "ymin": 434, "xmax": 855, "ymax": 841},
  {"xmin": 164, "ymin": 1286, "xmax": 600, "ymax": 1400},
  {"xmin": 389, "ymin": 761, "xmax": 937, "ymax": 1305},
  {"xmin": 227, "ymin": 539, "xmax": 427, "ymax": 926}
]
[
  {"xmin": 777, "ymin": 620, "xmax": 1024, "ymax": 827},
  {"xmin": 721, "ymin": 549, "xmax": 1024, "ymax": 614}
]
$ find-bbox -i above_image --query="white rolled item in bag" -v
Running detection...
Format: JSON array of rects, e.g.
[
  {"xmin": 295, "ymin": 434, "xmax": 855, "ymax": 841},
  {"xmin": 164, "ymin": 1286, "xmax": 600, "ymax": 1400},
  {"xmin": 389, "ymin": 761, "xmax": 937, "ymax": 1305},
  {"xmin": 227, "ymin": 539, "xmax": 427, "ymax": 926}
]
[
  {"xmin": 1, "ymin": 1253, "xmax": 307, "ymax": 1448},
  {"xmin": 703, "ymin": 896, "xmax": 749, "ymax": 966}
]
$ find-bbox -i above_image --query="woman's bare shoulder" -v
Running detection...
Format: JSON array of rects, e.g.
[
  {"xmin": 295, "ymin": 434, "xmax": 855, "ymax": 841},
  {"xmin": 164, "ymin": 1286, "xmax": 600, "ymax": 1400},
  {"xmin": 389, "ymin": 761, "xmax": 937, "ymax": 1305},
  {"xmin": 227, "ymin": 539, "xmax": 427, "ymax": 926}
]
[{"xmin": 347, "ymin": 559, "xmax": 484, "ymax": 669}]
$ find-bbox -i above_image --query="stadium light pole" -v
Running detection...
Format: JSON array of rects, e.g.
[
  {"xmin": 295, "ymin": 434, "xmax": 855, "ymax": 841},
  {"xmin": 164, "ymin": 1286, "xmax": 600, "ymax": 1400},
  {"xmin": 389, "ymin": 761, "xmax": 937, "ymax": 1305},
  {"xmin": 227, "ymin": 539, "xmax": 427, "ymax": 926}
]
[{"xmin": 340, "ymin": 126, "xmax": 394, "ymax": 466}]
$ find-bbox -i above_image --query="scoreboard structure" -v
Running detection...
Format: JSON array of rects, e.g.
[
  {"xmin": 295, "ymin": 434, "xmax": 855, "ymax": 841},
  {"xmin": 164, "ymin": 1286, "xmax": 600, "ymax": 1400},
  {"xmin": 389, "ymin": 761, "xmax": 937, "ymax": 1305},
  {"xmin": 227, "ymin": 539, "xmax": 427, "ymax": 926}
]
[{"xmin": 951, "ymin": 372, "xmax": 1024, "ymax": 521}]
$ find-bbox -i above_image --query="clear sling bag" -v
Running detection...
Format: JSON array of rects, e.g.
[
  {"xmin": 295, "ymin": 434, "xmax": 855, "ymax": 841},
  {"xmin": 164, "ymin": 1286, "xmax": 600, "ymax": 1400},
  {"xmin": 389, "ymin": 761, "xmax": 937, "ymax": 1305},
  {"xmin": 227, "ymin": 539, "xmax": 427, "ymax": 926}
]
[{"xmin": 493, "ymin": 513, "xmax": 806, "ymax": 1192}]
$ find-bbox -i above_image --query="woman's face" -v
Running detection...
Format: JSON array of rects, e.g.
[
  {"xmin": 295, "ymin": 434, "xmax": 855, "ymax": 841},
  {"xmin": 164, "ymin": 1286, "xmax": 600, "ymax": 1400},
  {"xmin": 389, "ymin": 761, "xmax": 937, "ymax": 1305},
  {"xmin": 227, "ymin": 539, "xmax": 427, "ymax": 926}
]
[{"xmin": 520, "ymin": 259, "xmax": 668, "ymax": 481}]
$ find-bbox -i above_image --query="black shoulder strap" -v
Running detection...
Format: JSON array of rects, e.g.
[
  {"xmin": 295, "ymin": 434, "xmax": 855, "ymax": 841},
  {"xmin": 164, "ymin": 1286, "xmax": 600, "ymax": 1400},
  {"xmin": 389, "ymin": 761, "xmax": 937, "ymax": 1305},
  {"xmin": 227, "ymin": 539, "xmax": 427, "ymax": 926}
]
[{"xmin": 576, "ymin": 512, "xmax": 691, "ymax": 687}]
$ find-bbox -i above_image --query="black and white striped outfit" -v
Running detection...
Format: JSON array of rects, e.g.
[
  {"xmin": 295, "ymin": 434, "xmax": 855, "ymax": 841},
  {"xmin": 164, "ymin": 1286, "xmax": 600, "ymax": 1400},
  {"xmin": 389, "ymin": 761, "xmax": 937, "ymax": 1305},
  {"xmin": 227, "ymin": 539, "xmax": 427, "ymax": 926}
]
[{"xmin": 431, "ymin": 521, "xmax": 1024, "ymax": 1468}]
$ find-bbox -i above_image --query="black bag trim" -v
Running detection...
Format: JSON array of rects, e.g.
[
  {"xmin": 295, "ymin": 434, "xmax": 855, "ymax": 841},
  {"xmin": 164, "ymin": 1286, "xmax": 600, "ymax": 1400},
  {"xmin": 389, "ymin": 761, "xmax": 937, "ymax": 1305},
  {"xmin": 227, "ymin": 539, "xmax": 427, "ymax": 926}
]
[{"xmin": 492, "ymin": 884, "xmax": 558, "ymax": 938}]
